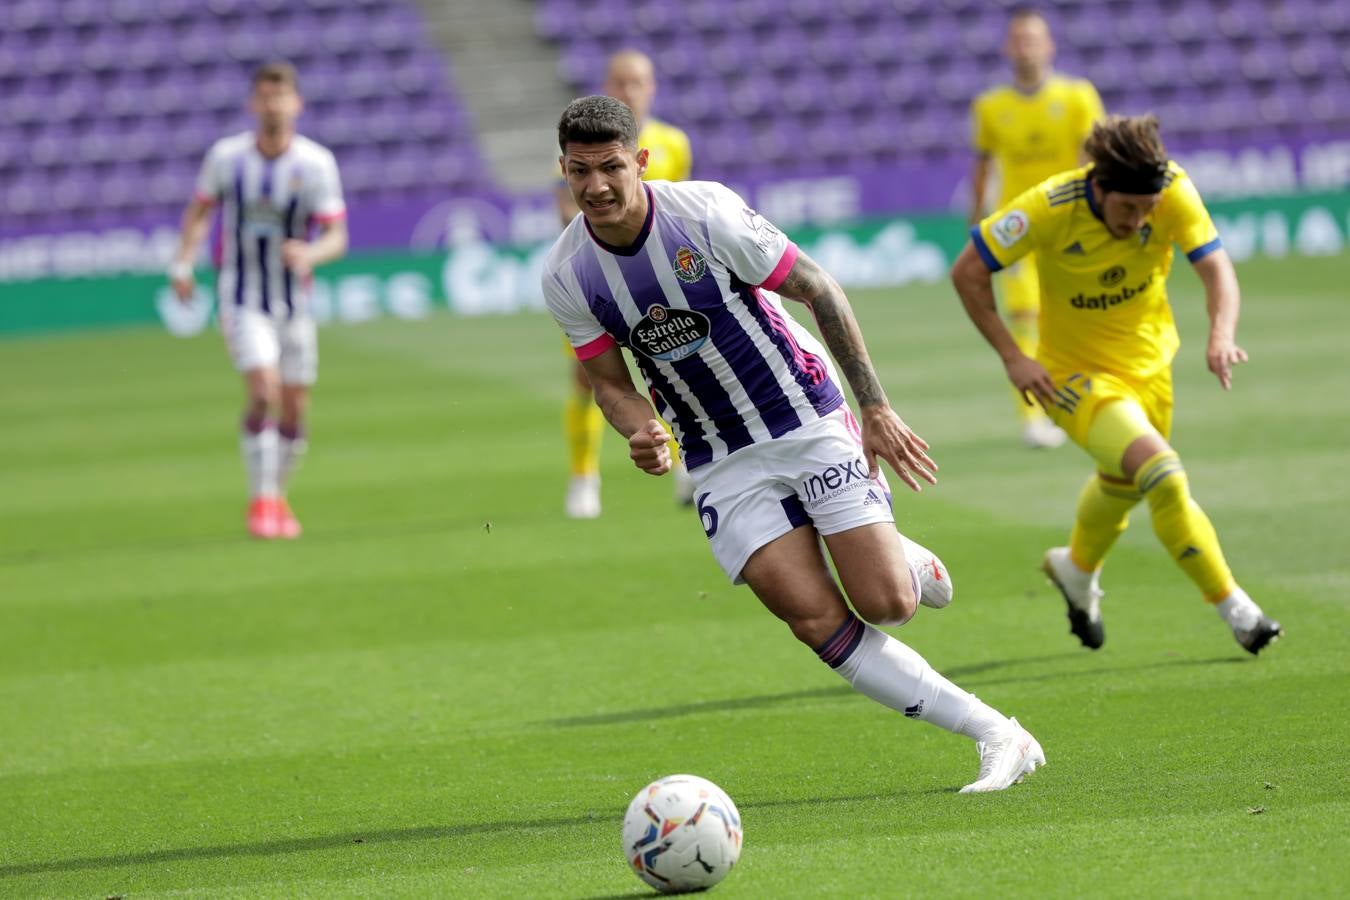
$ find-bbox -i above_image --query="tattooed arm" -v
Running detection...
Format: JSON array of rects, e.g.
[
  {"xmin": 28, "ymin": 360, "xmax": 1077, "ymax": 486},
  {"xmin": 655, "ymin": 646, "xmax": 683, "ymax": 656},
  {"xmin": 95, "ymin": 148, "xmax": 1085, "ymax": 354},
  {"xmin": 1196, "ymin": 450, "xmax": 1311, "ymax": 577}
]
[{"xmin": 774, "ymin": 251, "xmax": 937, "ymax": 491}]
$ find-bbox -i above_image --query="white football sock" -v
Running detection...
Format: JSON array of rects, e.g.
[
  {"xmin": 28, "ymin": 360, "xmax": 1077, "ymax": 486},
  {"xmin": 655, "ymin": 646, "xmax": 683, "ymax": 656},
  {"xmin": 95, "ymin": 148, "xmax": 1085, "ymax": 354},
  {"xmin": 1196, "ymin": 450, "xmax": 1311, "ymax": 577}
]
[
  {"xmin": 823, "ymin": 617, "xmax": 1008, "ymax": 743},
  {"xmin": 1215, "ymin": 586, "xmax": 1261, "ymax": 631},
  {"xmin": 240, "ymin": 421, "xmax": 279, "ymax": 499},
  {"xmin": 277, "ymin": 427, "xmax": 307, "ymax": 495}
]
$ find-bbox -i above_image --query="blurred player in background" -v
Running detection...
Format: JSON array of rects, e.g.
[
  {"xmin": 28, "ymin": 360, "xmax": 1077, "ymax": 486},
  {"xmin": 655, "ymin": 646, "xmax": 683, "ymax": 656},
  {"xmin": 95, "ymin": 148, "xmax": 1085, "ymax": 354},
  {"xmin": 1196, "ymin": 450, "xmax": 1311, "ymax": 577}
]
[
  {"xmin": 169, "ymin": 62, "xmax": 348, "ymax": 539},
  {"xmin": 952, "ymin": 114, "xmax": 1282, "ymax": 655},
  {"xmin": 546, "ymin": 96, "xmax": 1045, "ymax": 792},
  {"xmin": 969, "ymin": 8, "xmax": 1104, "ymax": 448},
  {"xmin": 556, "ymin": 49, "xmax": 694, "ymax": 518}
]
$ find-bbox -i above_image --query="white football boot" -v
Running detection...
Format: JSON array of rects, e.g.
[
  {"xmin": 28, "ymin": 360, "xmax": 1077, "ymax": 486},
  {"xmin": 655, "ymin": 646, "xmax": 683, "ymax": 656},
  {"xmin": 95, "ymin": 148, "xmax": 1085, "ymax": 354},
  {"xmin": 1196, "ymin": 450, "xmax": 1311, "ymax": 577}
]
[
  {"xmin": 1217, "ymin": 590, "xmax": 1283, "ymax": 655},
  {"xmin": 900, "ymin": 534, "xmax": 953, "ymax": 609},
  {"xmin": 565, "ymin": 474, "xmax": 601, "ymax": 519},
  {"xmin": 1042, "ymin": 546, "xmax": 1104, "ymax": 649},
  {"xmin": 960, "ymin": 717, "xmax": 1046, "ymax": 793}
]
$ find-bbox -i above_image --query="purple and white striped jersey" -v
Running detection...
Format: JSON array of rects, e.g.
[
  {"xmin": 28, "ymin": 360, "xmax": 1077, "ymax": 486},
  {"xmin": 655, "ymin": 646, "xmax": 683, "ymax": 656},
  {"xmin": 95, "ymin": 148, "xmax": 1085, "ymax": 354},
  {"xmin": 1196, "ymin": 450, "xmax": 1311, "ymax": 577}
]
[
  {"xmin": 195, "ymin": 132, "xmax": 345, "ymax": 318},
  {"xmin": 542, "ymin": 180, "xmax": 845, "ymax": 470}
]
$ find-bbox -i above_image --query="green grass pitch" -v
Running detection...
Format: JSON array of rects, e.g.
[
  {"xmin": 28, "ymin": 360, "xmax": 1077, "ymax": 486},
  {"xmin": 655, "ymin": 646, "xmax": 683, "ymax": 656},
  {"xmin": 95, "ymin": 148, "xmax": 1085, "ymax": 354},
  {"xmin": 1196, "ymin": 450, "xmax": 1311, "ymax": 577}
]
[{"xmin": 1, "ymin": 253, "xmax": 1347, "ymax": 898}]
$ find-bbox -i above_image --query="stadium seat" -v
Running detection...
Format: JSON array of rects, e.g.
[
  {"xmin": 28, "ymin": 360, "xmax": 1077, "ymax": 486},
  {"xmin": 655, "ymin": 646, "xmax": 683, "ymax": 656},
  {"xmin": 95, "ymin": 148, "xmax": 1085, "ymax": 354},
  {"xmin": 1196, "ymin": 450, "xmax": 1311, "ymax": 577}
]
[{"xmin": 0, "ymin": 0, "xmax": 486, "ymax": 232}]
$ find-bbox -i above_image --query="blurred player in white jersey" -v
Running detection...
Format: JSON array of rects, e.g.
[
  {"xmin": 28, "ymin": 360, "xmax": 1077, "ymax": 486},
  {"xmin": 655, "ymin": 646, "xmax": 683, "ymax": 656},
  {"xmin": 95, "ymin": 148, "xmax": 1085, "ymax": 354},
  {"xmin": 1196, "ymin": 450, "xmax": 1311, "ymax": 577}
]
[
  {"xmin": 543, "ymin": 96, "xmax": 1045, "ymax": 793},
  {"xmin": 169, "ymin": 62, "xmax": 348, "ymax": 539}
]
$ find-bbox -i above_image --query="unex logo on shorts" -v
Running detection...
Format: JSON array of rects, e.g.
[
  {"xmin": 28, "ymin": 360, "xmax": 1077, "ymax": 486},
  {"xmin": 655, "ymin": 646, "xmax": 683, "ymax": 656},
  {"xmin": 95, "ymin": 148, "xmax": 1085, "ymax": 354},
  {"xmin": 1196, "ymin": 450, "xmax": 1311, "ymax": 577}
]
[{"xmin": 801, "ymin": 457, "xmax": 871, "ymax": 505}]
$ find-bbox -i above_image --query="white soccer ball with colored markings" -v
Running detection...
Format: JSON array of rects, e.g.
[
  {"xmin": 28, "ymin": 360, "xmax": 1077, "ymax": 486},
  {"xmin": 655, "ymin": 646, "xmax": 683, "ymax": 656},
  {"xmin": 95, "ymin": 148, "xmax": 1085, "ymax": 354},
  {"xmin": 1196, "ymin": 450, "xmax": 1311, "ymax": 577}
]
[{"xmin": 622, "ymin": 774, "xmax": 743, "ymax": 893}]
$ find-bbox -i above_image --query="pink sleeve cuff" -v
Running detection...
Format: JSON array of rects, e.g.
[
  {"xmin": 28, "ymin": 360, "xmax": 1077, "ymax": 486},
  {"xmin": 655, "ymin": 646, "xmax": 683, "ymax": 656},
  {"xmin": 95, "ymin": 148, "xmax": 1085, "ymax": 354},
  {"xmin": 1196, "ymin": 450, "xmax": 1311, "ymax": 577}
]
[
  {"xmin": 312, "ymin": 209, "xmax": 348, "ymax": 224},
  {"xmin": 574, "ymin": 333, "xmax": 617, "ymax": 361},
  {"xmin": 194, "ymin": 190, "xmax": 217, "ymax": 205},
  {"xmin": 759, "ymin": 241, "xmax": 799, "ymax": 291}
]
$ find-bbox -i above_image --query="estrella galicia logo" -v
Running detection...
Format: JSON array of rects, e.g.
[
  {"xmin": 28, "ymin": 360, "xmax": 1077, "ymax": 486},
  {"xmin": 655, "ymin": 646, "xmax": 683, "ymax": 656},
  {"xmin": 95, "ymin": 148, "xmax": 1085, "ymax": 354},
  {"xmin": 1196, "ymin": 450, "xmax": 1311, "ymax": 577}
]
[
  {"xmin": 697, "ymin": 493, "xmax": 719, "ymax": 537},
  {"xmin": 629, "ymin": 305, "xmax": 711, "ymax": 362},
  {"xmin": 1099, "ymin": 265, "xmax": 1126, "ymax": 287},
  {"xmin": 672, "ymin": 246, "xmax": 707, "ymax": 284}
]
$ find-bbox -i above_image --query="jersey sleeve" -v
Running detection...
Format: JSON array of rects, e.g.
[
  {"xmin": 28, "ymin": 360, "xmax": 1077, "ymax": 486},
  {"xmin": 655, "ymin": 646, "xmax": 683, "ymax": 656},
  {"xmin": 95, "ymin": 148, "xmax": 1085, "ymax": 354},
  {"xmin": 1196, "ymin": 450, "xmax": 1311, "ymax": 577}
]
[
  {"xmin": 970, "ymin": 95, "xmax": 993, "ymax": 156},
  {"xmin": 1160, "ymin": 169, "xmax": 1223, "ymax": 263},
  {"xmin": 310, "ymin": 150, "xmax": 347, "ymax": 223},
  {"xmin": 542, "ymin": 262, "xmax": 614, "ymax": 360},
  {"xmin": 193, "ymin": 141, "xmax": 227, "ymax": 204},
  {"xmin": 971, "ymin": 183, "xmax": 1053, "ymax": 272},
  {"xmin": 704, "ymin": 184, "xmax": 797, "ymax": 290}
]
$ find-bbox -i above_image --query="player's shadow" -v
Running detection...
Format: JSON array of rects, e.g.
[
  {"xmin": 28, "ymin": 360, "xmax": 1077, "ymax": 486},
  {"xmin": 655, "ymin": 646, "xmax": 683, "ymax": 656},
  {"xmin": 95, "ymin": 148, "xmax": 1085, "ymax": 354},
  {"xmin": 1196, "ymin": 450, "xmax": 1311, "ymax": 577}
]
[
  {"xmin": 543, "ymin": 685, "xmax": 855, "ymax": 728},
  {"xmin": 0, "ymin": 787, "xmax": 935, "ymax": 882},
  {"xmin": 543, "ymin": 652, "xmax": 1246, "ymax": 729},
  {"xmin": 954, "ymin": 653, "xmax": 1246, "ymax": 689},
  {"xmin": 0, "ymin": 514, "xmax": 485, "ymax": 567},
  {"xmin": 0, "ymin": 814, "xmax": 606, "ymax": 880}
]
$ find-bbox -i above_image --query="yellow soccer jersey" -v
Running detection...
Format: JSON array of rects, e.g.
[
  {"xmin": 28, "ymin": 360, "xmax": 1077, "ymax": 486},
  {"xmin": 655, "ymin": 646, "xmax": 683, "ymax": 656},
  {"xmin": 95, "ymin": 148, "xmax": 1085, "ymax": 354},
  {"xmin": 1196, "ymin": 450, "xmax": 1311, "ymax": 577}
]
[
  {"xmin": 972, "ymin": 162, "xmax": 1223, "ymax": 381},
  {"xmin": 638, "ymin": 118, "xmax": 692, "ymax": 182},
  {"xmin": 972, "ymin": 75, "xmax": 1105, "ymax": 207}
]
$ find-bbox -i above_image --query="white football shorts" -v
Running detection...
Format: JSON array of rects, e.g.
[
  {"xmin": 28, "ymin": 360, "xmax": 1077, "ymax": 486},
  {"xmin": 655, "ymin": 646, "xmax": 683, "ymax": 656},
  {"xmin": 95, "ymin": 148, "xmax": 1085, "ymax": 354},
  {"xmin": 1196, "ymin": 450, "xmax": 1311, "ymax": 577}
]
[
  {"xmin": 690, "ymin": 407, "xmax": 895, "ymax": 583},
  {"xmin": 218, "ymin": 304, "xmax": 318, "ymax": 386}
]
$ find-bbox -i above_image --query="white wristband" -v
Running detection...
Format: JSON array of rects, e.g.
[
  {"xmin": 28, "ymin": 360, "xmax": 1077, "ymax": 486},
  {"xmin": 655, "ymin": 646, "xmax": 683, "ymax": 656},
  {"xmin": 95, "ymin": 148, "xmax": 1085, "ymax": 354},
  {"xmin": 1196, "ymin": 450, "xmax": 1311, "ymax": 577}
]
[{"xmin": 168, "ymin": 260, "xmax": 193, "ymax": 281}]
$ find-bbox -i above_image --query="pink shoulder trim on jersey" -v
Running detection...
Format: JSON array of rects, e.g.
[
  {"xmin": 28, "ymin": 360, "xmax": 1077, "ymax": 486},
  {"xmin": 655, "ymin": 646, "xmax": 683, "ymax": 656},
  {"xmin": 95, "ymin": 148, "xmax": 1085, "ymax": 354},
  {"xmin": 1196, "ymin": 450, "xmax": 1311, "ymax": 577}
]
[
  {"xmin": 193, "ymin": 190, "xmax": 217, "ymax": 205},
  {"xmin": 311, "ymin": 209, "xmax": 348, "ymax": 224},
  {"xmin": 574, "ymin": 333, "xmax": 617, "ymax": 361},
  {"xmin": 759, "ymin": 241, "xmax": 799, "ymax": 291}
]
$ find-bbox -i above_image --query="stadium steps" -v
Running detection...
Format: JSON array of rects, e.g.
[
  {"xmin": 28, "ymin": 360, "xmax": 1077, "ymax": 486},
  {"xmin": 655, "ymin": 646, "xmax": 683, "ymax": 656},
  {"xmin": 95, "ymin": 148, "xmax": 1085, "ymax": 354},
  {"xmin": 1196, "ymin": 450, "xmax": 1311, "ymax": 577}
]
[{"xmin": 411, "ymin": 0, "xmax": 573, "ymax": 191}]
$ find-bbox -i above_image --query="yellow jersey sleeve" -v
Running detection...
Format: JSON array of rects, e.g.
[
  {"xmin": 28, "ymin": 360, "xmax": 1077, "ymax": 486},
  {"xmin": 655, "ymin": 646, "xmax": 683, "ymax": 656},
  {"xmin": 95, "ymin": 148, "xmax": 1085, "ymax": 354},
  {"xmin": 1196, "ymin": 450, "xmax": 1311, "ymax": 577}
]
[
  {"xmin": 971, "ymin": 182, "xmax": 1056, "ymax": 272},
  {"xmin": 970, "ymin": 94, "xmax": 993, "ymax": 156},
  {"xmin": 1156, "ymin": 165, "xmax": 1223, "ymax": 263}
]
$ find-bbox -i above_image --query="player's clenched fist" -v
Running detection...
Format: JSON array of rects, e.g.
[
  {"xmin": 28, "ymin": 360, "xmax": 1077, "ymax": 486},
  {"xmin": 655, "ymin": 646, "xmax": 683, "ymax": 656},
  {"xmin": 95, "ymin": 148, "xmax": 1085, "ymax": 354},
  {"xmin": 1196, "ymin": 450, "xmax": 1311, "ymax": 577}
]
[{"xmin": 628, "ymin": 420, "xmax": 672, "ymax": 475}]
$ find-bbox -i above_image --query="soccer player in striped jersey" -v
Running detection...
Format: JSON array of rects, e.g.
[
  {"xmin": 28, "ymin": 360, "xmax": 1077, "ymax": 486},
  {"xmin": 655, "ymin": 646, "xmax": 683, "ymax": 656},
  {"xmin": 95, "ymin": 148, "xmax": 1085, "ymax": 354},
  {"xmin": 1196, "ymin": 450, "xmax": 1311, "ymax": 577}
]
[
  {"xmin": 545, "ymin": 96, "xmax": 1045, "ymax": 792},
  {"xmin": 952, "ymin": 114, "xmax": 1282, "ymax": 655},
  {"xmin": 169, "ymin": 62, "xmax": 348, "ymax": 539},
  {"xmin": 970, "ymin": 8, "xmax": 1104, "ymax": 448},
  {"xmin": 556, "ymin": 49, "xmax": 694, "ymax": 519}
]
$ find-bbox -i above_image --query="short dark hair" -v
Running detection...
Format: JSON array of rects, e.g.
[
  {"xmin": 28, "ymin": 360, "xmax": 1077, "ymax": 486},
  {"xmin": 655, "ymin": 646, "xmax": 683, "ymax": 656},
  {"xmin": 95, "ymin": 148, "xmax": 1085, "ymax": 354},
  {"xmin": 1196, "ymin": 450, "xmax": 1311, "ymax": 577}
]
[
  {"xmin": 253, "ymin": 60, "xmax": 299, "ymax": 91},
  {"xmin": 557, "ymin": 95, "xmax": 638, "ymax": 154},
  {"xmin": 1086, "ymin": 114, "xmax": 1170, "ymax": 194}
]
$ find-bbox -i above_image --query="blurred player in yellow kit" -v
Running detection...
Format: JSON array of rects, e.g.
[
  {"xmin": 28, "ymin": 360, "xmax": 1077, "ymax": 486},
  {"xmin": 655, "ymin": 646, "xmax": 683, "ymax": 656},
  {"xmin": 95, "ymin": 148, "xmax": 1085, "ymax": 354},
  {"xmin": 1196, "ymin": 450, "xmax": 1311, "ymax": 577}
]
[
  {"xmin": 970, "ymin": 9, "xmax": 1104, "ymax": 448},
  {"xmin": 951, "ymin": 113, "xmax": 1283, "ymax": 656},
  {"xmin": 557, "ymin": 49, "xmax": 693, "ymax": 518}
]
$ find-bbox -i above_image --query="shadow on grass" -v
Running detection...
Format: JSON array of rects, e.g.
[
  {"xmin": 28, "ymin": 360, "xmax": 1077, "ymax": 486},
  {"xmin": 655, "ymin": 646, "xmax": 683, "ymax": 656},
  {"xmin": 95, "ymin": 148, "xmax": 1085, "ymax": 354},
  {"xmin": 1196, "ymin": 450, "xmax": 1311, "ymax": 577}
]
[
  {"xmin": 0, "ymin": 788, "xmax": 940, "ymax": 880},
  {"xmin": 0, "ymin": 514, "xmax": 484, "ymax": 567},
  {"xmin": 545, "ymin": 686, "xmax": 856, "ymax": 727},
  {"xmin": 543, "ymin": 652, "xmax": 1247, "ymax": 728}
]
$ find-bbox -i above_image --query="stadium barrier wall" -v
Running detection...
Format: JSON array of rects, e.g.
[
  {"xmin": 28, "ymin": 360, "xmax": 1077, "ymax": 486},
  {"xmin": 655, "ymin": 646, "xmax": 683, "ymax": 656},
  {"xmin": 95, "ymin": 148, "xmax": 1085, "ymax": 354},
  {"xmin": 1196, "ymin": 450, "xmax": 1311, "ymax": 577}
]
[{"xmin": 2, "ymin": 191, "xmax": 1348, "ymax": 337}]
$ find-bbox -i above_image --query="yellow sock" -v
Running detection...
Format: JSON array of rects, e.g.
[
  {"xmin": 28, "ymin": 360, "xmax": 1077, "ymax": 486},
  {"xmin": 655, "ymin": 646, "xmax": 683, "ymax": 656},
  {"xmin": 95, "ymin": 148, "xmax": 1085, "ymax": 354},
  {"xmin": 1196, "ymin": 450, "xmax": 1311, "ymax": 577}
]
[
  {"xmin": 564, "ymin": 389, "xmax": 604, "ymax": 477},
  {"xmin": 1068, "ymin": 474, "xmax": 1141, "ymax": 571},
  {"xmin": 1134, "ymin": 450, "xmax": 1236, "ymax": 602}
]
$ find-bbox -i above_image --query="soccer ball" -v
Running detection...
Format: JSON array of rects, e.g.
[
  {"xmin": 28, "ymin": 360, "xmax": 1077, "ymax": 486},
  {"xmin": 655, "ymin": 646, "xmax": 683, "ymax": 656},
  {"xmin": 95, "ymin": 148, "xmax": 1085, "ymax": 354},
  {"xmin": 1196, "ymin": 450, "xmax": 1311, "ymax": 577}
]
[{"xmin": 622, "ymin": 774, "xmax": 743, "ymax": 894}]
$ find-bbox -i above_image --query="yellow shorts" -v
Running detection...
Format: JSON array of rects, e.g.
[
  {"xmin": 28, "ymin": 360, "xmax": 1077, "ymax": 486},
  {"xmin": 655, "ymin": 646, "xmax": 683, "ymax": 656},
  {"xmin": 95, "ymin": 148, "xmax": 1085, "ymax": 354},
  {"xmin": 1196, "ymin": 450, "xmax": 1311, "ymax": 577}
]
[
  {"xmin": 1044, "ymin": 367, "xmax": 1174, "ymax": 451},
  {"xmin": 998, "ymin": 255, "xmax": 1041, "ymax": 318}
]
